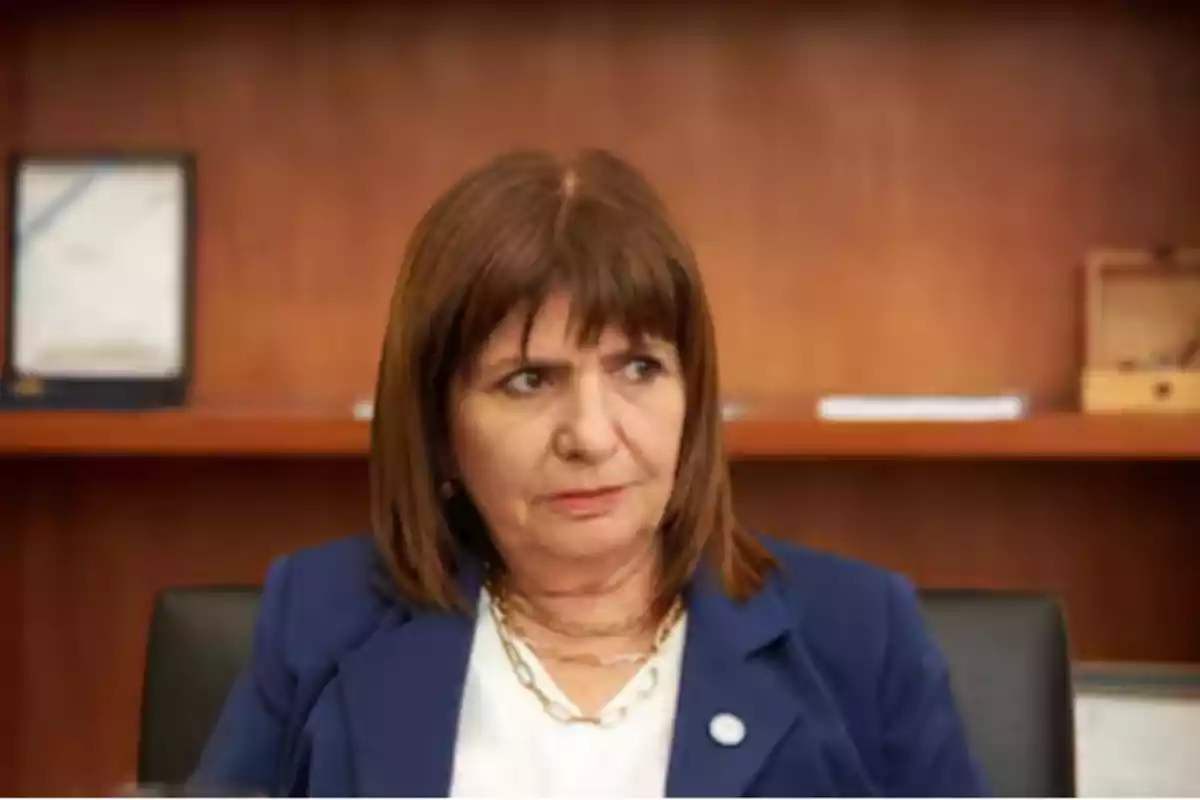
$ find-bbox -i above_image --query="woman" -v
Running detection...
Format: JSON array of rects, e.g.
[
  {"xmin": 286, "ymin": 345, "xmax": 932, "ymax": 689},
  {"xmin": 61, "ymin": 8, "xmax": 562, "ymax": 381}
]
[{"xmin": 193, "ymin": 150, "xmax": 987, "ymax": 797}]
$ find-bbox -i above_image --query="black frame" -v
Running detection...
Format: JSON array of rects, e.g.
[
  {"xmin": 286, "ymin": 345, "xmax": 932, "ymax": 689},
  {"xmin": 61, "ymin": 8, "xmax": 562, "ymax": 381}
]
[{"xmin": 1, "ymin": 152, "xmax": 196, "ymax": 410}]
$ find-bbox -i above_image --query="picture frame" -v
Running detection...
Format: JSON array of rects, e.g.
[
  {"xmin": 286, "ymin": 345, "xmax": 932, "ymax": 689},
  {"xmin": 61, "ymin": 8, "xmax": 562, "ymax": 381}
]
[{"xmin": 1, "ymin": 152, "xmax": 196, "ymax": 410}]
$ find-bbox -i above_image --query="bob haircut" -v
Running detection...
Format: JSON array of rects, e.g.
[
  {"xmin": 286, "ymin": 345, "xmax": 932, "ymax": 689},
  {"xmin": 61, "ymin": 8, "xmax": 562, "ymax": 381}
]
[{"xmin": 370, "ymin": 148, "xmax": 775, "ymax": 614}]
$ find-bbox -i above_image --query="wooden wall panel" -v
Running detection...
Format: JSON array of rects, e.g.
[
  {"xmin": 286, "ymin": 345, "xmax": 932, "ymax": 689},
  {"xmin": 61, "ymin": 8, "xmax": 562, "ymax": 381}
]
[
  {"xmin": 5, "ymin": 458, "xmax": 1198, "ymax": 794},
  {"xmin": 733, "ymin": 460, "xmax": 1200, "ymax": 663},
  {"xmin": 8, "ymin": 2, "xmax": 1200, "ymax": 410},
  {"xmin": 0, "ymin": 12, "xmax": 21, "ymax": 792},
  {"xmin": 10, "ymin": 458, "xmax": 369, "ymax": 796},
  {"xmin": 4, "ymin": 1, "xmax": 1200, "ymax": 795},
  {"xmin": 0, "ymin": 463, "xmax": 24, "ymax": 795}
]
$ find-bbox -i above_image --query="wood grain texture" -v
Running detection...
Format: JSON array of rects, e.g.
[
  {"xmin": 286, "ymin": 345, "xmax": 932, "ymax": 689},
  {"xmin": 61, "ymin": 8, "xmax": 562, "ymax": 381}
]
[
  {"xmin": 6, "ymin": 459, "xmax": 370, "ymax": 796},
  {"xmin": 0, "ymin": 408, "xmax": 371, "ymax": 456},
  {"xmin": 3, "ymin": 0, "xmax": 1200, "ymax": 795},
  {"xmin": 0, "ymin": 14, "xmax": 12, "ymax": 373},
  {"xmin": 0, "ymin": 464, "xmax": 23, "ymax": 796},
  {"xmin": 5, "ymin": 410, "xmax": 1200, "ymax": 458},
  {"xmin": 4, "ymin": 457, "xmax": 1198, "ymax": 795},
  {"xmin": 732, "ymin": 460, "xmax": 1200, "ymax": 665},
  {"xmin": 723, "ymin": 414, "xmax": 1200, "ymax": 460},
  {"xmin": 7, "ymin": 2, "xmax": 1200, "ymax": 410},
  {"xmin": 0, "ymin": 12, "xmax": 21, "ymax": 792}
]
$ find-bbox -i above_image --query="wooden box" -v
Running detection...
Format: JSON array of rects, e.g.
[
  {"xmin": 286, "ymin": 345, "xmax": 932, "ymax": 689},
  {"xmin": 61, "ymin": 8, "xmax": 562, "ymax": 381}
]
[{"xmin": 1082, "ymin": 248, "xmax": 1200, "ymax": 413}]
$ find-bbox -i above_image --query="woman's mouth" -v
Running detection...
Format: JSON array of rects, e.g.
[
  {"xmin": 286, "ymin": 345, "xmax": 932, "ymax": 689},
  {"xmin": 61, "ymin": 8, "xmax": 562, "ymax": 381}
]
[{"xmin": 545, "ymin": 485, "xmax": 626, "ymax": 517}]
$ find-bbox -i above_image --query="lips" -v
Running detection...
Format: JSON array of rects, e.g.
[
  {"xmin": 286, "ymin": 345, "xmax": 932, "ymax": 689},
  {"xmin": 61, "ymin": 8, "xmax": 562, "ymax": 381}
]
[{"xmin": 546, "ymin": 485, "xmax": 625, "ymax": 517}]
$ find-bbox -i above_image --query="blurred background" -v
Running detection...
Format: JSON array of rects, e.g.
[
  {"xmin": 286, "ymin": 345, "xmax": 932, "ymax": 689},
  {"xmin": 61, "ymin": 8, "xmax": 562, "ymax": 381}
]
[{"xmin": 0, "ymin": 0, "xmax": 1198, "ymax": 794}]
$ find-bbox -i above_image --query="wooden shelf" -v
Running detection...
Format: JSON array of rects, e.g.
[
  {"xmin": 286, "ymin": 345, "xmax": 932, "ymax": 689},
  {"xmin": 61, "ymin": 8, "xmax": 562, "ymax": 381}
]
[
  {"xmin": 0, "ymin": 409, "xmax": 369, "ymax": 457},
  {"xmin": 724, "ymin": 414, "xmax": 1200, "ymax": 460},
  {"xmin": 1, "ymin": 408, "xmax": 1200, "ymax": 459}
]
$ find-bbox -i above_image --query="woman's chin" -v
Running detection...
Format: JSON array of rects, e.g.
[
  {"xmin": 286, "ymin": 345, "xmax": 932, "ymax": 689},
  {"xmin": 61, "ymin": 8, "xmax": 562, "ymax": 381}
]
[{"xmin": 536, "ymin": 516, "xmax": 651, "ymax": 561}]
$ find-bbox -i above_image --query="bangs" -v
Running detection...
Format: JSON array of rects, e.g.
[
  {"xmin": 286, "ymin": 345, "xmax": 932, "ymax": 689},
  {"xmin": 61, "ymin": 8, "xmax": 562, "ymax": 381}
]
[{"xmin": 452, "ymin": 191, "xmax": 692, "ymax": 369}]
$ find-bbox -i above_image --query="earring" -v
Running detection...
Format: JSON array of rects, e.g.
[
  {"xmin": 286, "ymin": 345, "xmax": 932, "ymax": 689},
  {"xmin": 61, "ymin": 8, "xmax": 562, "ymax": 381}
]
[{"xmin": 439, "ymin": 479, "xmax": 457, "ymax": 499}]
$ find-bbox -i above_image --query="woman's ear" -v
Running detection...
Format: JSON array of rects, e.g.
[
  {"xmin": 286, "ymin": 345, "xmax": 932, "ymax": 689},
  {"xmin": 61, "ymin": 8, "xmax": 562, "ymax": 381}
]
[{"xmin": 436, "ymin": 441, "xmax": 461, "ymax": 499}]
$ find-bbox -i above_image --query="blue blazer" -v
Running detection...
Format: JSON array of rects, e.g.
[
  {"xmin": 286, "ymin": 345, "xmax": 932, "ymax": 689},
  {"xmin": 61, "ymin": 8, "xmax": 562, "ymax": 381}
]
[{"xmin": 193, "ymin": 534, "xmax": 988, "ymax": 797}]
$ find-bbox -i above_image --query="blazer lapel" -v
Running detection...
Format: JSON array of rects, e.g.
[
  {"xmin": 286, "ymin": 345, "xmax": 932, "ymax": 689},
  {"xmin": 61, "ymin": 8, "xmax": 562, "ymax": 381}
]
[
  {"xmin": 336, "ymin": 563, "xmax": 483, "ymax": 797},
  {"xmin": 333, "ymin": 554, "xmax": 872, "ymax": 797},
  {"xmin": 666, "ymin": 569, "xmax": 838, "ymax": 798}
]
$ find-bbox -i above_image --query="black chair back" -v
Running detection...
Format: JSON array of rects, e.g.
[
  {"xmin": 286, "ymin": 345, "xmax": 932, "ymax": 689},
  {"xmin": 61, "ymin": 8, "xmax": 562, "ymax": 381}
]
[
  {"xmin": 918, "ymin": 590, "xmax": 1076, "ymax": 797},
  {"xmin": 138, "ymin": 587, "xmax": 261, "ymax": 789},
  {"xmin": 138, "ymin": 586, "xmax": 1076, "ymax": 796}
]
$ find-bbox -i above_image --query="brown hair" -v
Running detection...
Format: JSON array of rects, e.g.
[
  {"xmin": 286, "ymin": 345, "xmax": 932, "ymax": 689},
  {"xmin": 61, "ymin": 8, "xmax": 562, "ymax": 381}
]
[{"xmin": 370, "ymin": 149, "xmax": 775, "ymax": 613}]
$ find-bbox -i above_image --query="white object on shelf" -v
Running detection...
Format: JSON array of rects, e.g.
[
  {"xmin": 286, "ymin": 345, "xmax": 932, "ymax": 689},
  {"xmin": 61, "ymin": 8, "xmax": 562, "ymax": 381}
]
[{"xmin": 816, "ymin": 394, "xmax": 1026, "ymax": 422}]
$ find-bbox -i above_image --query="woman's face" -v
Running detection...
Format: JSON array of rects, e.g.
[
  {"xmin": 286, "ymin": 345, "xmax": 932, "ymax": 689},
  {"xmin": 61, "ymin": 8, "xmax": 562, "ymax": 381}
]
[{"xmin": 448, "ymin": 292, "xmax": 686, "ymax": 573}]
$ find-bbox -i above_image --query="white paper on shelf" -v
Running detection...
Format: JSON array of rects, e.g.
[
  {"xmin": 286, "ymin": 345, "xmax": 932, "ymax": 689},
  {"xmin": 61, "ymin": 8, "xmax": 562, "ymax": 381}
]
[{"xmin": 815, "ymin": 395, "xmax": 1026, "ymax": 422}]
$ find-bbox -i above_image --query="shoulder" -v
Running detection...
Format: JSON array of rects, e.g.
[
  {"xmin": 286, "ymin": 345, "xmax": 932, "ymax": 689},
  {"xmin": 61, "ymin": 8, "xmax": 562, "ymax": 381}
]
[
  {"xmin": 262, "ymin": 533, "xmax": 394, "ymax": 670},
  {"xmin": 755, "ymin": 532, "xmax": 928, "ymax": 689},
  {"xmin": 277, "ymin": 532, "xmax": 385, "ymax": 598},
  {"xmin": 759, "ymin": 532, "xmax": 907, "ymax": 624},
  {"xmin": 750, "ymin": 538, "xmax": 987, "ymax": 795}
]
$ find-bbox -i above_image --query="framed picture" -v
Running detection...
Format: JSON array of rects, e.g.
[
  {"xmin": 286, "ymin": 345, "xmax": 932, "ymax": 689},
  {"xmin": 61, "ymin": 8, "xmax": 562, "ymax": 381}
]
[{"xmin": 2, "ymin": 153, "xmax": 195, "ymax": 409}]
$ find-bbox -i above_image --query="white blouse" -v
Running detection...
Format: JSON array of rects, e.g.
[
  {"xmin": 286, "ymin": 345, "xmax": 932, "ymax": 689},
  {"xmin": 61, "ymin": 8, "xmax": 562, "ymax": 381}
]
[{"xmin": 449, "ymin": 589, "xmax": 688, "ymax": 799}]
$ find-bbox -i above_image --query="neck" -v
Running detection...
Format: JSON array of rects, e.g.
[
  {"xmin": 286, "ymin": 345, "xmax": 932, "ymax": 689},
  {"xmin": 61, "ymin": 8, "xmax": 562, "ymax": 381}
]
[{"xmin": 496, "ymin": 537, "xmax": 662, "ymax": 636}]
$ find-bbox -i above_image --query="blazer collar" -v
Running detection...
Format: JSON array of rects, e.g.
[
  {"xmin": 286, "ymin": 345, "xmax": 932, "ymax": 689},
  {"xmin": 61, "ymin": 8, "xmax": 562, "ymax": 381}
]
[
  {"xmin": 665, "ymin": 564, "xmax": 811, "ymax": 797},
  {"xmin": 335, "ymin": 558, "xmax": 485, "ymax": 797},
  {"xmin": 335, "ymin": 554, "xmax": 838, "ymax": 797}
]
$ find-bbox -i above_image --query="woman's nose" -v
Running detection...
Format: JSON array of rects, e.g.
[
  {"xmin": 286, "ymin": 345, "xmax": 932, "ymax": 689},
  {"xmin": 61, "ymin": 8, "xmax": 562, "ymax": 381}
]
[{"xmin": 554, "ymin": 374, "xmax": 619, "ymax": 463}]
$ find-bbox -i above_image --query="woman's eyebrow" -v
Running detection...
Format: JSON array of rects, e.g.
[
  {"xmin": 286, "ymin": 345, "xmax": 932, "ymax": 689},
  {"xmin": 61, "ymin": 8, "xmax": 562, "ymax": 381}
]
[
  {"xmin": 479, "ymin": 339, "xmax": 676, "ymax": 373},
  {"xmin": 479, "ymin": 355, "xmax": 524, "ymax": 373},
  {"xmin": 478, "ymin": 354, "xmax": 564, "ymax": 374}
]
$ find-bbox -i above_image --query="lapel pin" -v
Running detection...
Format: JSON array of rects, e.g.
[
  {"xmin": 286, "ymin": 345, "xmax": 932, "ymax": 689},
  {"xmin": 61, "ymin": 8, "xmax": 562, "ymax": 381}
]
[{"xmin": 708, "ymin": 712, "xmax": 746, "ymax": 747}]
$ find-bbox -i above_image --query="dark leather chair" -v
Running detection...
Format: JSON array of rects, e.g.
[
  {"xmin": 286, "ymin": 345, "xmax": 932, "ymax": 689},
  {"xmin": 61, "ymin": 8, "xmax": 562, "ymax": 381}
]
[
  {"xmin": 918, "ymin": 591, "xmax": 1076, "ymax": 797},
  {"xmin": 138, "ymin": 587, "xmax": 263, "ymax": 791},
  {"xmin": 138, "ymin": 586, "xmax": 1076, "ymax": 796}
]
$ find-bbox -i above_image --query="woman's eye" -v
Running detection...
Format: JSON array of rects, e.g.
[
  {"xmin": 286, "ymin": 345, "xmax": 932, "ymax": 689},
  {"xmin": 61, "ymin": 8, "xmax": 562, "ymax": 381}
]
[
  {"xmin": 501, "ymin": 368, "xmax": 548, "ymax": 396},
  {"xmin": 621, "ymin": 356, "xmax": 664, "ymax": 383}
]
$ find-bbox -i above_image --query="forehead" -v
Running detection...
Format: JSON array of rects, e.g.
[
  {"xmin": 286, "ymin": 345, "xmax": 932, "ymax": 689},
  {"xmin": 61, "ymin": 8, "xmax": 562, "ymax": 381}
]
[
  {"xmin": 434, "ymin": 190, "xmax": 696, "ymax": 385},
  {"xmin": 480, "ymin": 294, "xmax": 647, "ymax": 355}
]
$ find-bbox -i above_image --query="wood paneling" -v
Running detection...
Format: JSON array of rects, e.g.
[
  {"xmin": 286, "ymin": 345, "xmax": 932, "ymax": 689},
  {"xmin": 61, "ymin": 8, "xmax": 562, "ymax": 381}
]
[
  {"xmin": 0, "ymin": 20, "xmax": 12, "ymax": 367},
  {"xmin": 3, "ymin": 0, "xmax": 1200, "ymax": 794},
  {"xmin": 9, "ymin": 1, "xmax": 1200, "ymax": 409},
  {"xmin": 6, "ymin": 410, "xmax": 1200, "ymax": 458},
  {"xmin": 732, "ymin": 460, "xmax": 1200, "ymax": 664},
  {"xmin": 0, "ymin": 463, "xmax": 23, "ymax": 796},
  {"xmin": 6, "ymin": 457, "xmax": 1199, "ymax": 794},
  {"xmin": 9, "ymin": 459, "xmax": 369, "ymax": 796},
  {"xmin": 0, "ymin": 11, "xmax": 21, "ymax": 792}
]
